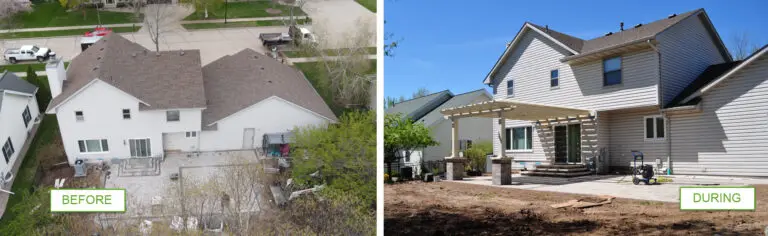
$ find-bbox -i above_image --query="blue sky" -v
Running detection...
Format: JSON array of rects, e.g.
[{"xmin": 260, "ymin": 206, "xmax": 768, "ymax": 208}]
[{"xmin": 384, "ymin": 0, "xmax": 768, "ymax": 99}]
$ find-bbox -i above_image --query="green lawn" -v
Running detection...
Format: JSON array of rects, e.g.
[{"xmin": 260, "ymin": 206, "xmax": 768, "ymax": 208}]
[
  {"xmin": 355, "ymin": 0, "xmax": 376, "ymax": 13},
  {"xmin": 184, "ymin": 2, "xmax": 307, "ymax": 20},
  {"xmin": 294, "ymin": 60, "xmax": 376, "ymax": 116},
  {"xmin": 1, "ymin": 62, "xmax": 70, "ymax": 73},
  {"xmin": 0, "ymin": 26, "xmax": 139, "ymax": 39},
  {"xmin": 9, "ymin": 2, "xmax": 140, "ymax": 29},
  {"xmin": 182, "ymin": 18, "xmax": 311, "ymax": 30},
  {"xmin": 283, "ymin": 47, "xmax": 377, "ymax": 58},
  {"xmin": 0, "ymin": 115, "xmax": 60, "ymax": 230}
]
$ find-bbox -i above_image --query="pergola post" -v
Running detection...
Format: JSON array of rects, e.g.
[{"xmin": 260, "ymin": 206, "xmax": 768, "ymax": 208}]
[
  {"xmin": 493, "ymin": 115, "xmax": 512, "ymax": 185},
  {"xmin": 498, "ymin": 117, "xmax": 506, "ymax": 158},
  {"xmin": 445, "ymin": 118, "xmax": 466, "ymax": 180}
]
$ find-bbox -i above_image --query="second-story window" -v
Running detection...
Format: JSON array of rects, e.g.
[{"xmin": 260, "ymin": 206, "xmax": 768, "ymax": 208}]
[
  {"xmin": 550, "ymin": 69, "xmax": 559, "ymax": 87},
  {"xmin": 75, "ymin": 111, "xmax": 84, "ymax": 122},
  {"xmin": 166, "ymin": 110, "xmax": 180, "ymax": 122},
  {"xmin": 506, "ymin": 80, "xmax": 514, "ymax": 97},
  {"xmin": 603, "ymin": 56, "xmax": 622, "ymax": 86},
  {"xmin": 22, "ymin": 106, "xmax": 31, "ymax": 127},
  {"xmin": 122, "ymin": 109, "xmax": 131, "ymax": 120}
]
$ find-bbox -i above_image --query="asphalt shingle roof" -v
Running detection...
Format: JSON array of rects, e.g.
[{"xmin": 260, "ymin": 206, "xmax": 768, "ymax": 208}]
[
  {"xmin": 418, "ymin": 89, "xmax": 490, "ymax": 127},
  {"xmin": 527, "ymin": 22, "xmax": 584, "ymax": 53},
  {"xmin": 385, "ymin": 90, "xmax": 451, "ymax": 121},
  {"xmin": 0, "ymin": 71, "xmax": 37, "ymax": 95},
  {"xmin": 665, "ymin": 61, "xmax": 742, "ymax": 108}
]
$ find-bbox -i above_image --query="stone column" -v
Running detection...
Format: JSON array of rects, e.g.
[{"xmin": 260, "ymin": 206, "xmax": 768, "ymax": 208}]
[
  {"xmin": 445, "ymin": 158, "xmax": 467, "ymax": 180},
  {"xmin": 492, "ymin": 158, "xmax": 512, "ymax": 185}
]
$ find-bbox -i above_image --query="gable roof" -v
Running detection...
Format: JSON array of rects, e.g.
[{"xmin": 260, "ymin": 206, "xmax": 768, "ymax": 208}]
[
  {"xmin": 201, "ymin": 49, "xmax": 337, "ymax": 126},
  {"xmin": 0, "ymin": 71, "xmax": 37, "ymax": 95},
  {"xmin": 418, "ymin": 89, "xmax": 491, "ymax": 127},
  {"xmin": 385, "ymin": 90, "xmax": 452, "ymax": 121},
  {"xmin": 47, "ymin": 33, "xmax": 207, "ymax": 111},
  {"xmin": 485, "ymin": 8, "xmax": 730, "ymax": 84},
  {"xmin": 665, "ymin": 60, "xmax": 742, "ymax": 108}
]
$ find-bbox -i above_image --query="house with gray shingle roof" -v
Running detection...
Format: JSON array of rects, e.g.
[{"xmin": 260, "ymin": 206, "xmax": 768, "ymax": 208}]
[
  {"xmin": 43, "ymin": 33, "xmax": 336, "ymax": 164},
  {"xmin": 0, "ymin": 72, "xmax": 40, "ymax": 180},
  {"xmin": 443, "ymin": 8, "xmax": 768, "ymax": 177},
  {"xmin": 386, "ymin": 89, "xmax": 492, "ymax": 167}
]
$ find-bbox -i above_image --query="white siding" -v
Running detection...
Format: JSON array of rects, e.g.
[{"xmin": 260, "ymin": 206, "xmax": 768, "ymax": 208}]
[
  {"xmin": 491, "ymin": 29, "xmax": 659, "ymax": 111},
  {"xmin": 669, "ymin": 56, "xmax": 768, "ymax": 176},
  {"xmin": 606, "ymin": 107, "xmax": 669, "ymax": 169},
  {"xmin": 0, "ymin": 93, "xmax": 39, "ymax": 174},
  {"xmin": 53, "ymin": 80, "xmax": 203, "ymax": 164},
  {"xmin": 198, "ymin": 96, "xmax": 331, "ymax": 152},
  {"xmin": 424, "ymin": 116, "xmax": 492, "ymax": 162},
  {"xmin": 658, "ymin": 13, "xmax": 727, "ymax": 105}
]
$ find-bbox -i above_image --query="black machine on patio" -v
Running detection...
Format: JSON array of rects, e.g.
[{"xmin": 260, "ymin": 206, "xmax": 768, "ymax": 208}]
[{"xmin": 630, "ymin": 150, "xmax": 657, "ymax": 185}]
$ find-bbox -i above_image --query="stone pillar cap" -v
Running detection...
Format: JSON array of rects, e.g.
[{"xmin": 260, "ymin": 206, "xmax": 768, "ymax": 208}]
[{"xmin": 444, "ymin": 157, "xmax": 468, "ymax": 163}]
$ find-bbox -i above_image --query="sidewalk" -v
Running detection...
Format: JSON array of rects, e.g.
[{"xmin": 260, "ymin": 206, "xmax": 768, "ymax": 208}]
[
  {"xmin": 0, "ymin": 117, "xmax": 42, "ymax": 219},
  {"xmin": 181, "ymin": 16, "xmax": 307, "ymax": 24}
]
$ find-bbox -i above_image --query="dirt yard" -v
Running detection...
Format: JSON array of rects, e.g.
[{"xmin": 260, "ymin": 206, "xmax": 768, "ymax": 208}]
[{"xmin": 385, "ymin": 181, "xmax": 768, "ymax": 235}]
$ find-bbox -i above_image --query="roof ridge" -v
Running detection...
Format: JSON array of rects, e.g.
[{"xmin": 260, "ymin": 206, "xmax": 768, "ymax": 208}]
[
  {"xmin": 451, "ymin": 88, "xmax": 488, "ymax": 97},
  {"xmin": 392, "ymin": 89, "xmax": 451, "ymax": 105}
]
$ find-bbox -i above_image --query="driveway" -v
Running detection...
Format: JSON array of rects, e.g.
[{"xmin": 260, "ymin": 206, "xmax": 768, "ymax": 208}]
[{"xmin": 303, "ymin": 0, "xmax": 376, "ymax": 48}]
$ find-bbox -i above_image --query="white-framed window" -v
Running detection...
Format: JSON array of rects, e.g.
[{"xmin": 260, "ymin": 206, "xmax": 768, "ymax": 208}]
[
  {"xmin": 505, "ymin": 126, "xmax": 533, "ymax": 151},
  {"xmin": 75, "ymin": 111, "xmax": 84, "ymax": 122},
  {"xmin": 22, "ymin": 106, "xmax": 32, "ymax": 127},
  {"xmin": 550, "ymin": 69, "xmax": 559, "ymax": 87},
  {"xmin": 506, "ymin": 80, "xmax": 514, "ymax": 97},
  {"xmin": 77, "ymin": 139, "xmax": 109, "ymax": 153},
  {"xmin": 603, "ymin": 56, "xmax": 622, "ymax": 86},
  {"xmin": 129, "ymin": 138, "xmax": 152, "ymax": 157},
  {"xmin": 644, "ymin": 115, "xmax": 666, "ymax": 140},
  {"xmin": 185, "ymin": 131, "xmax": 197, "ymax": 138},
  {"xmin": 3, "ymin": 137, "xmax": 15, "ymax": 163},
  {"xmin": 166, "ymin": 110, "xmax": 180, "ymax": 122},
  {"xmin": 122, "ymin": 109, "xmax": 131, "ymax": 119}
]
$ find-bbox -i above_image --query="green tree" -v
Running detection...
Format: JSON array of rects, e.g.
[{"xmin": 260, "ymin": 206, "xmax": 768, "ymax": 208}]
[
  {"xmin": 24, "ymin": 66, "xmax": 52, "ymax": 112},
  {"xmin": 384, "ymin": 113, "xmax": 438, "ymax": 176},
  {"xmin": 384, "ymin": 96, "xmax": 397, "ymax": 109},
  {"xmin": 465, "ymin": 140, "xmax": 492, "ymax": 172}
]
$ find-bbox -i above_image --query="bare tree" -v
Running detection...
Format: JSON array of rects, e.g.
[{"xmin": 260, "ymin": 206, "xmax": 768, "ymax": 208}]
[
  {"xmin": 144, "ymin": 3, "xmax": 173, "ymax": 52},
  {"xmin": 0, "ymin": 0, "xmax": 31, "ymax": 32},
  {"xmin": 412, "ymin": 87, "xmax": 430, "ymax": 99},
  {"xmin": 732, "ymin": 31, "xmax": 763, "ymax": 60}
]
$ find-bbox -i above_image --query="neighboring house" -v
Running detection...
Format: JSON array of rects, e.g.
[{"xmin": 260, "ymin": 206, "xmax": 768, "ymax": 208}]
[
  {"xmin": 444, "ymin": 8, "xmax": 768, "ymax": 177},
  {"xmin": 0, "ymin": 72, "xmax": 39, "ymax": 181},
  {"xmin": 44, "ymin": 33, "xmax": 336, "ymax": 165},
  {"xmin": 386, "ymin": 89, "xmax": 492, "ymax": 165}
]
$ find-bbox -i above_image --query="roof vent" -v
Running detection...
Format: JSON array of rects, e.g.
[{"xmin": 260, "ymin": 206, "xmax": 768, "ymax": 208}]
[
  {"xmin": 92, "ymin": 67, "xmax": 98, "ymax": 71},
  {"xmin": 99, "ymin": 48, "xmax": 104, "ymax": 51},
  {"xmin": 97, "ymin": 56, "xmax": 102, "ymax": 60},
  {"xmin": 267, "ymin": 80, "xmax": 273, "ymax": 83},
  {"xmin": 132, "ymin": 53, "xmax": 137, "ymax": 57},
  {"xmin": 156, "ymin": 52, "xmax": 161, "ymax": 57},
  {"xmin": 634, "ymin": 23, "xmax": 643, "ymax": 28},
  {"xmin": 545, "ymin": 25, "xmax": 549, "ymax": 33},
  {"xmin": 253, "ymin": 55, "xmax": 259, "ymax": 59},
  {"xmin": 668, "ymin": 13, "xmax": 677, "ymax": 19},
  {"xmin": 620, "ymin": 22, "xmax": 624, "ymax": 31},
  {"xmin": 180, "ymin": 51, "xmax": 185, "ymax": 56},
  {"xmin": 604, "ymin": 32, "xmax": 613, "ymax": 36},
  {"xmin": 260, "ymin": 67, "xmax": 265, "ymax": 70}
]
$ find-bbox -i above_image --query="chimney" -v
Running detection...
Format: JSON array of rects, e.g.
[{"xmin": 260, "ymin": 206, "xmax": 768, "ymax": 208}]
[
  {"xmin": 45, "ymin": 59, "xmax": 66, "ymax": 98},
  {"xmin": 620, "ymin": 22, "xmax": 624, "ymax": 31}
]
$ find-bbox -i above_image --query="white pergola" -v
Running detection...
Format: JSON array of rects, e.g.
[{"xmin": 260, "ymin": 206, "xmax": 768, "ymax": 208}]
[{"xmin": 441, "ymin": 100, "xmax": 593, "ymax": 159}]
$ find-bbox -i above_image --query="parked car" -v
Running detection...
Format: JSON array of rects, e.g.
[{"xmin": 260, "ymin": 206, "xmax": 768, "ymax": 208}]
[{"xmin": 3, "ymin": 45, "xmax": 56, "ymax": 64}]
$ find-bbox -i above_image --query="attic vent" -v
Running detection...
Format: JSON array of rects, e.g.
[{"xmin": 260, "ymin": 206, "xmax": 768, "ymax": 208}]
[
  {"xmin": 634, "ymin": 23, "xmax": 643, "ymax": 28},
  {"xmin": 668, "ymin": 13, "xmax": 677, "ymax": 19},
  {"xmin": 604, "ymin": 32, "xmax": 613, "ymax": 36}
]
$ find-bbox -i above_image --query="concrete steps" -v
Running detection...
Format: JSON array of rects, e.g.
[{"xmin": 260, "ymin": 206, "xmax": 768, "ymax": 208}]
[
  {"xmin": 523, "ymin": 164, "xmax": 592, "ymax": 177},
  {"xmin": 118, "ymin": 158, "xmax": 161, "ymax": 177}
]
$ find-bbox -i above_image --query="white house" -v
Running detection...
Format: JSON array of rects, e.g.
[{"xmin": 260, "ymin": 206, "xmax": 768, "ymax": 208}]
[
  {"xmin": 0, "ymin": 72, "xmax": 39, "ymax": 182},
  {"xmin": 45, "ymin": 33, "xmax": 336, "ymax": 165},
  {"xmin": 441, "ymin": 8, "xmax": 768, "ymax": 177}
]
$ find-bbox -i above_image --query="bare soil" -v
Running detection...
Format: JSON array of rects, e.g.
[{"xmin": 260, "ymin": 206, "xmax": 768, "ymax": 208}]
[{"xmin": 385, "ymin": 181, "xmax": 768, "ymax": 235}]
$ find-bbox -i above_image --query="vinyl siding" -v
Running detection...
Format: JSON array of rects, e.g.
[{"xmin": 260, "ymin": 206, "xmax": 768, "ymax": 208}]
[
  {"xmin": 657, "ymin": 13, "xmax": 727, "ymax": 106},
  {"xmin": 424, "ymin": 116, "xmax": 492, "ymax": 162},
  {"xmin": 0, "ymin": 93, "xmax": 39, "ymax": 174},
  {"xmin": 606, "ymin": 107, "xmax": 669, "ymax": 169},
  {"xmin": 669, "ymin": 56, "xmax": 768, "ymax": 176},
  {"xmin": 491, "ymin": 29, "xmax": 659, "ymax": 111}
]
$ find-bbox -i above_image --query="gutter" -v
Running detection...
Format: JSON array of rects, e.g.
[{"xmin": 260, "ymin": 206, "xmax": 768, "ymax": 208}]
[{"xmin": 561, "ymin": 37, "xmax": 655, "ymax": 62}]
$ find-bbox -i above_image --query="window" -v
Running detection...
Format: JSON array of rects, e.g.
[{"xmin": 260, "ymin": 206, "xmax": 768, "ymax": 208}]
[
  {"xmin": 166, "ymin": 110, "xmax": 180, "ymax": 122},
  {"xmin": 22, "ymin": 106, "xmax": 32, "ymax": 127},
  {"xmin": 129, "ymin": 139, "xmax": 152, "ymax": 157},
  {"xmin": 603, "ymin": 56, "xmax": 622, "ymax": 86},
  {"xmin": 186, "ymin": 131, "xmax": 197, "ymax": 138},
  {"xmin": 77, "ymin": 139, "xmax": 109, "ymax": 153},
  {"xmin": 459, "ymin": 139, "xmax": 473, "ymax": 151},
  {"xmin": 505, "ymin": 126, "xmax": 533, "ymax": 151},
  {"xmin": 506, "ymin": 80, "xmax": 514, "ymax": 97},
  {"xmin": 550, "ymin": 69, "xmax": 559, "ymax": 87},
  {"xmin": 3, "ymin": 138, "xmax": 15, "ymax": 163},
  {"xmin": 75, "ymin": 111, "xmax": 84, "ymax": 121},
  {"xmin": 122, "ymin": 109, "xmax": 131, "ymax": 119},
  {"xmin": 644, "ymin": 116, "xmax": 666, "ymax": 140}
]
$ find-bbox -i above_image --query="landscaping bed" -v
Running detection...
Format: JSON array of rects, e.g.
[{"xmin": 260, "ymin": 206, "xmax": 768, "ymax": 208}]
[
  {"xmin": 0, "ymin": 26, "xmax": 139, "ymax": 39},
  {"xmin": 385, "ymin": 181, "xmax": 768, "ymax": 235},
  {"xmin": 182, "ymin": 18, "xmax": 311, "ymax": 30},
  {"xmin": 184, "ymin": 2, "xmax": 306, "ymax": 20},
  {"xmin": 8, "ymin": 2, "xmax": 140, "ymax": 28}
]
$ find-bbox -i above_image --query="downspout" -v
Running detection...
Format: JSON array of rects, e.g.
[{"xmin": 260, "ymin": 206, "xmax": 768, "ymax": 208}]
[{"xmin": 648, "ymin": 39, "xmax": 672, "ymax": 175}]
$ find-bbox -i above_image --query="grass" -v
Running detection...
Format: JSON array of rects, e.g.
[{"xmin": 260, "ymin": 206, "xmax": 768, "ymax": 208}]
[
  {"xmin": 355, "ymin": 0, "xmax": 376, "ymax": 13},
  {"xmin": 182, "ymin": 18, "xmax": 311, "ymax": 30},
  {"xmin": 8, "ymin": 2, "xmax": 140, "ymax": 29},
  {"xmin": 283, "ymin": 47, "xmax": 377, "ymax": 58},
  {"xmin": 293, "ymin": 59, "xmax": 376, "ymax": 116},
  {"xmin": 0, "ymin": 26, "xmax": 139, "ymax": 39},
  {"xmin": 0, "ymin": 62, "xmax": 70, "ymax": 73},
  {"xmin": 184, "ymin": 2, "xmax": 307, "ymax": 20},
  {"xmin": 0, "ymin": 115, "xmax": 59, "ymax": 229}
]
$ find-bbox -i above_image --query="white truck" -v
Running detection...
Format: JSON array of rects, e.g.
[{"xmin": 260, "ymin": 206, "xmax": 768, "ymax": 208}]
[
  {"xmin": 3, "ymin": 45, "xmax": 56, "ymax": 64},
  {"xmin": 258, "ymin": 26, "xmax": 318, "ymax": 48}
]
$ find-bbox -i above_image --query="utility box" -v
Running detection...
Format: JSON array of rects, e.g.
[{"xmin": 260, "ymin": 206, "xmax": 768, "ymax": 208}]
[{"xmin": 74, "ymin": 160, "xmax": 87, "ymax": 177}]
